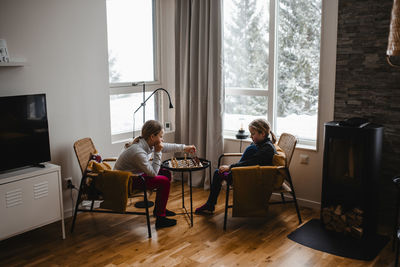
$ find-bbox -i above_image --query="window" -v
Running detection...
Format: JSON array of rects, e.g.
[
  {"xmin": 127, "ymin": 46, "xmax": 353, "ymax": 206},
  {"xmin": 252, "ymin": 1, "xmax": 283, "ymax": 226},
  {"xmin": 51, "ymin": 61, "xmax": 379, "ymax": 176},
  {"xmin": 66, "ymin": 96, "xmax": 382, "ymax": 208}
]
[
  {"xmin": 106, "ymin": 0, "xmax": 159, "ymax": 141},
  {"xmin": 223, "ymin": 0, "xmax": 270, "ymax": 133},
  {"xmin": 110, "ymin": 92, "xmax": 155, "ymax": 135},
  {"xmin": 107, "ymin": 0, "xmax": 156, "ymax": 84},
  {"xmin": 223, "ymin": 0, "xmax": 322, "ymax": 147}
]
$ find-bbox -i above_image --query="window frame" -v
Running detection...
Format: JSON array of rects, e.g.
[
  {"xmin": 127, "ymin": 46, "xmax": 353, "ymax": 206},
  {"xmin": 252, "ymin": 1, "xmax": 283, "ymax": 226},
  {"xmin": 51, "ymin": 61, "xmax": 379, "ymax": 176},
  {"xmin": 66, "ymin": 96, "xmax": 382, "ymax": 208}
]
[
  {"xmin": 223, "ymin": 0, "xmax": 321, "ymax": 149},
  {"xmin": 109, "ymin": 89, "xmax": 161, "ymax": 143},
  {"xmin": 107, "ymin": 0, "xmax": 162, "ymax": 142}
]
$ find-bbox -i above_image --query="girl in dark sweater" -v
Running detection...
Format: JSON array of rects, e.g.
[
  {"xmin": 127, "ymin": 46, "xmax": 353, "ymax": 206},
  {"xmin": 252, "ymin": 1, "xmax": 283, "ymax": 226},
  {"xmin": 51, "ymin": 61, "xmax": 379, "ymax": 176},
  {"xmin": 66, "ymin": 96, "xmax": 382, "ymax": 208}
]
[{"xmin": 195, "ymin": 118, "xmax": 277, "ymax": 214}]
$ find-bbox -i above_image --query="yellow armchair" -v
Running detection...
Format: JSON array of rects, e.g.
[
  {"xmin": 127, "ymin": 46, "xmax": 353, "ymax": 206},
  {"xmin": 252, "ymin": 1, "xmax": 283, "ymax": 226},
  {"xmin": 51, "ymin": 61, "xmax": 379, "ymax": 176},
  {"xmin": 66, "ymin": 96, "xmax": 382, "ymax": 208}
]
[
  {"xmin": 71, "ymin": 137, "xmax": 152, "ymax": 238},
  {"xmin": 222, "ymin": 133, "xmax": 301, "ymax": 230}
]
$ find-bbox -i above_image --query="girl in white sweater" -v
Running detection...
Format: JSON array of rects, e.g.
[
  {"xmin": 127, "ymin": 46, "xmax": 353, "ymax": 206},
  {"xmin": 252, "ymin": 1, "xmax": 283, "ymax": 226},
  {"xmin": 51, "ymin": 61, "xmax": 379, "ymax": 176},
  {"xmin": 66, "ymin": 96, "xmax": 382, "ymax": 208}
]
[{"xmin": 114, "ymin": 120, "xmax": 195, "ymax": 228}]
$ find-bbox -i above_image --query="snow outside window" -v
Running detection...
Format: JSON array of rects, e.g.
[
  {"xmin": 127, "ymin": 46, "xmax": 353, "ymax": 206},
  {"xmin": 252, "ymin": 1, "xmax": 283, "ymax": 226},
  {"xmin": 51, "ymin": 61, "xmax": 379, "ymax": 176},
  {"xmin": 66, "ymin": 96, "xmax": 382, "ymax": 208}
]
[
  {"xmin": 106, "ymin": 0, "xmax": 157, "ymax": 140},
  {"xmin": 223, "ymin": 0, "xmax": 322, "ymax": 147}
]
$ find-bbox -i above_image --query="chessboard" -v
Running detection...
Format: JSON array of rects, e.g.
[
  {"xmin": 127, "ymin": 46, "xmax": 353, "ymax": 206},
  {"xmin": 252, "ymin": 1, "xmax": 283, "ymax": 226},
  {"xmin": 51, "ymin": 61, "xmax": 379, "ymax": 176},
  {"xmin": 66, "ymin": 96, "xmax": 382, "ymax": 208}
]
[{"xmin": 167, "ymin": 157, "xmax": 203, "ymax": 169}]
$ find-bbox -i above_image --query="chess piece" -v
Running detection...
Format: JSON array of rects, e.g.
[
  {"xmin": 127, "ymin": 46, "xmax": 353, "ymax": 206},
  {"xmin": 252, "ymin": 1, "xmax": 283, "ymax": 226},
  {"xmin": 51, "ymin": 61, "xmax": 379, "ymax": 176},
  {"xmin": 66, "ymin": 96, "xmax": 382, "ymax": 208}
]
[
  {"xmin": 184, "ymin": 153, "xmax": 189, "ymax": 166},
  {"xmin": 193, "ymin": 156, "xmax": 201, "ymax": 166}
]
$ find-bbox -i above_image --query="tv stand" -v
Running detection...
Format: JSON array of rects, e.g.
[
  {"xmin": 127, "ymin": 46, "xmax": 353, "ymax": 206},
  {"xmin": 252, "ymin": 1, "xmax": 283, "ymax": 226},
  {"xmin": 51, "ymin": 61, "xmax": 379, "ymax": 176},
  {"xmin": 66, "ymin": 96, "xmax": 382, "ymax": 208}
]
[
  {"xmin": 32, "ymin": 163, "xmax": 46, "ymax": 168},
  {"xmin": 0, "ymin": 163, "xmax": 65, "ymax": 240}
]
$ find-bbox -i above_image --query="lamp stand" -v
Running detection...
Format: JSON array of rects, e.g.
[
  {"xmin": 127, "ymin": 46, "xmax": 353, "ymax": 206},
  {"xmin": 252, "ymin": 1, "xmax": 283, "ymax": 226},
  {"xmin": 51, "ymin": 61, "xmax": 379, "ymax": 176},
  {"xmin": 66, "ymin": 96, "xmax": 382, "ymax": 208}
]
[
  {"xmin": 132, "ymin": 85, "xmax": 174, "ymax": 209},
  {"xmin": 133, "ymin": 82, "xmax": 155, "ymax": 209},
  {"xmin": 236, "ymin": 128, "xmax": 248, "ymax": 153}
]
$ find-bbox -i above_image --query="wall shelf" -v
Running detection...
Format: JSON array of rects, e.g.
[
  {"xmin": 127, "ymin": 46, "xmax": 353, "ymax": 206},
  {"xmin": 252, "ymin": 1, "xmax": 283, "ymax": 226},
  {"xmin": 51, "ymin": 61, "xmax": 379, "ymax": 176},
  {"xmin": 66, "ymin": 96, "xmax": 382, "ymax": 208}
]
[{"xmin": 0, "ymin": 60, "xmax": 26, "ymax": 67}]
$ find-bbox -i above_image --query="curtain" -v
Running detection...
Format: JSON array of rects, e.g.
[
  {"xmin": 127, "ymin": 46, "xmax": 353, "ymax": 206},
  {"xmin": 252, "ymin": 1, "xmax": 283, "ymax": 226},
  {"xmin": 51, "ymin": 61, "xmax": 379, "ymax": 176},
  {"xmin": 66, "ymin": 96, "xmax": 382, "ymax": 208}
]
[{"xmin": 175, "ymin": 0, "xmax": 224, "ymax": 189}]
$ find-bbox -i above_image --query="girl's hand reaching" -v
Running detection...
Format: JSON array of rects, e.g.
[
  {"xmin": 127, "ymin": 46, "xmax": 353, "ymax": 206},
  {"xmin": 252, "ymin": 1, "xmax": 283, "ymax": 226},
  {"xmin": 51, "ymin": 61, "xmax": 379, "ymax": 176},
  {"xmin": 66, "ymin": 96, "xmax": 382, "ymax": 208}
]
[
  {"xmin": 218, "ymin": 165, "xmax": 230, "ymax": 173},
  {"xmin": 184, "ymin": 145, "xmax": 196, "ymax": 154}
]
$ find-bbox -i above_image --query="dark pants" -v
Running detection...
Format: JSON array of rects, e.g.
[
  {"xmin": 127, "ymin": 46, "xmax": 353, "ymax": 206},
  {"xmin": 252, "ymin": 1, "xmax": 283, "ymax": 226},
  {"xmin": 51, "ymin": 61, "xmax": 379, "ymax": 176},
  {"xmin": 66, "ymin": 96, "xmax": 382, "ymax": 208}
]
[{"xmin": 206, "ymin": 169, "xmax": 232, "ymax": 207}]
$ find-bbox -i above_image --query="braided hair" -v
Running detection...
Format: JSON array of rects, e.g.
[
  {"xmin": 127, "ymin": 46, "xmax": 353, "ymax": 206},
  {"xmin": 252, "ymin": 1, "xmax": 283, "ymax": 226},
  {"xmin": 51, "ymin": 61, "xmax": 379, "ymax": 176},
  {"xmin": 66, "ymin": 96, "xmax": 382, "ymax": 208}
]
[{"xmin": 248, "ymin": 118, "xmax": 276, "ymax": 144}]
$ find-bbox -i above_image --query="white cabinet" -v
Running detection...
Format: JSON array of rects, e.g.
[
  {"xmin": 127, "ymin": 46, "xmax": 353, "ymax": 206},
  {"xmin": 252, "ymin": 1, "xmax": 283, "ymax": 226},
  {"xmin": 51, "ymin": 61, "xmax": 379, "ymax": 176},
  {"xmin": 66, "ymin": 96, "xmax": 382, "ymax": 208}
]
[{"xmin": 0, "ymin": 163, "xmax": 65, "ymax": 240}]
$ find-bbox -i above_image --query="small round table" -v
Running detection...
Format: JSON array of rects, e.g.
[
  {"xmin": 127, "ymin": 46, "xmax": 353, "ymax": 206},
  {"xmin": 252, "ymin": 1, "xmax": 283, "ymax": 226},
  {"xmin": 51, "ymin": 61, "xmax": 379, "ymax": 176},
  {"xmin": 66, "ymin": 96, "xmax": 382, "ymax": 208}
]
[{"xmin": 161, "ymin": 157, "xmax": 211, "ymax": 226}]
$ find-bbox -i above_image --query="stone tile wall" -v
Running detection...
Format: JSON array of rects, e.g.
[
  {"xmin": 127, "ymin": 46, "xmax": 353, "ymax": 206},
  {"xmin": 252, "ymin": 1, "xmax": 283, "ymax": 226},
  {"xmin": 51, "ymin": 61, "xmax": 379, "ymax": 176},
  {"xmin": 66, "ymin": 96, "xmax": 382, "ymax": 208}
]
[{"xmin": 335, "ymin": 0, "xmax": 400, "ymax": 228}]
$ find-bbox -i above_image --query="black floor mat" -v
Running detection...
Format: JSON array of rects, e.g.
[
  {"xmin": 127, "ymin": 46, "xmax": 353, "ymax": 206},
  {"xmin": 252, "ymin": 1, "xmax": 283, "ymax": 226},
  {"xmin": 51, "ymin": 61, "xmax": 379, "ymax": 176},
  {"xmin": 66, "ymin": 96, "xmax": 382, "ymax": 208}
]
[{"xmin": 287, "ymin": 219, "xmax": 390, "ymax": 261}]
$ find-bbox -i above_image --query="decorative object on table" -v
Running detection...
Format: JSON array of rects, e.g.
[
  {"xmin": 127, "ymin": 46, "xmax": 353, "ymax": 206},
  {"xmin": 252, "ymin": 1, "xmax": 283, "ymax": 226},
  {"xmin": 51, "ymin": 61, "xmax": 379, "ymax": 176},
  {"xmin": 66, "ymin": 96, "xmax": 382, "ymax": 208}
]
[
  {"xmin": 235, "ymin": 128, "xmax": 248, "ymax": 139},
  {"xmin": 0, "ymin": 39, "xmax": 10, "ymax": 63},
  {"xmin": 131, "ymin": 82, "xmax": 174, "ymax": 208},
  {"xmin": 387, "ymin": 0, "xmax": 400, "ymax": 68}
]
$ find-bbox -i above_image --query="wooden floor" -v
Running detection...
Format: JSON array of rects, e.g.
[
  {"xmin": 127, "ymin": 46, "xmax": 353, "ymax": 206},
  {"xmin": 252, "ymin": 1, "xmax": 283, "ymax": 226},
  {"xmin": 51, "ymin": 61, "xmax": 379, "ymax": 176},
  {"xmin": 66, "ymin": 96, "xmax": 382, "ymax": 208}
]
[{"xmin": 0, "ymin": 181, "xmax": 395, "ymax": 266}]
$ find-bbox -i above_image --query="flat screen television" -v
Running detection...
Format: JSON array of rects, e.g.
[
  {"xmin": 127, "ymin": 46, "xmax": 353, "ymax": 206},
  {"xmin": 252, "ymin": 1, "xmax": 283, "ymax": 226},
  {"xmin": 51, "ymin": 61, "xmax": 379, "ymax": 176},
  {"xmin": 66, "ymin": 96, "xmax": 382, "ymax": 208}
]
[{"xmin": 0, "ymin": 94, "xmax": 51, "ymax": 172}]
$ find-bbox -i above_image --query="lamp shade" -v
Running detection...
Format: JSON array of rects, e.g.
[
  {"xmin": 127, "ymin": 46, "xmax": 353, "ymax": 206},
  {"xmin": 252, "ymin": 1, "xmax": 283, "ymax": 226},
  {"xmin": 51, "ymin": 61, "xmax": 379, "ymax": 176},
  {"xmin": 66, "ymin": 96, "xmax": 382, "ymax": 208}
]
[{"xmin": 387, "ymin": 0, "xmax": 400, "ymax": 56}]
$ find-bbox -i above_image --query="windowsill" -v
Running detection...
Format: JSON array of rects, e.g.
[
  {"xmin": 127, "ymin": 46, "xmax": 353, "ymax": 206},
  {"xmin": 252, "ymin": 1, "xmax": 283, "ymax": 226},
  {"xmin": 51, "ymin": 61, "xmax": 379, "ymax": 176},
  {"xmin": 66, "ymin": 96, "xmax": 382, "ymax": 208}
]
[
  {"xmin": 109, "ymin": 80, "xmax": 161, "ymax": 89},
  {"xmin": 111, "ymin": 132, "xmax": 317, "ymax": 151},
  {"xmin": 224, "ymin": 135, "xmax": 252, "ymax": 142},
  {"xmin": 295, "ymin": 143, "xmax": 317, "ymax": 151},
  {"xmin": 223, "ymin": 135, "xmax": 317, "ymax": 151}
]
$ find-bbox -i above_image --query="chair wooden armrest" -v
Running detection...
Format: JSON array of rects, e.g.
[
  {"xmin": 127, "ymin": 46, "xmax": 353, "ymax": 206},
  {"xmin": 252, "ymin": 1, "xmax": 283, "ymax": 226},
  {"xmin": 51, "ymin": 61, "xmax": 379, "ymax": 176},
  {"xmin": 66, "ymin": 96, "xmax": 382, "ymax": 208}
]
[
  {"xmin": 86, "ymin": 172, "xmax": 99, "ymax": 178},
  {"xmin": 103, "ymin": 157, "xmax": 117, "ymax": 162},
  {"xmin": 221, "ymin": 153, "xmax": 243, "ymax": 157},
  {"xmin": 86, "ymin": 171, "xmax": 142, "ymax": 182},
  {"xmin": 218, "ymin": 153, "xmax": 243, "ymax": 167}
]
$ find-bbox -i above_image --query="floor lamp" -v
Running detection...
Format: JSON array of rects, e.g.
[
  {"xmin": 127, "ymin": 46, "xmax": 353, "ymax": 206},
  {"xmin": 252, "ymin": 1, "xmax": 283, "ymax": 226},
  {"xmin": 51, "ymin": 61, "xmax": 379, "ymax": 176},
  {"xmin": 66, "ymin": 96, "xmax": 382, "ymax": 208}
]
[{"xmin": 132, "ymin": 82, "xmax": 174, "ymax": 208}]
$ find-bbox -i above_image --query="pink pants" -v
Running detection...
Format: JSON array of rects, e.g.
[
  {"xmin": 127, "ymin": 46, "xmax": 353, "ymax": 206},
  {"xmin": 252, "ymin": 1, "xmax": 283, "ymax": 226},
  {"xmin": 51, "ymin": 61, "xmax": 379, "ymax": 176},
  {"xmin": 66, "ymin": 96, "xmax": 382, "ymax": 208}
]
[{"xmin": 132, "ymin": 168, "xmax": 171, "ymax": 217}]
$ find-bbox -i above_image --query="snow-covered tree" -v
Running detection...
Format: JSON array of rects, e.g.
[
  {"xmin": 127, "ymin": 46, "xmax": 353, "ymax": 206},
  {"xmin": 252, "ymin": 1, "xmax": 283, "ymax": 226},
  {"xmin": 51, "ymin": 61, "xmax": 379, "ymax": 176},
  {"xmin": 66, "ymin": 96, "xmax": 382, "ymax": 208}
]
[
  {"xmin": 108, "ymin": 51, "xmax": 121, "ymax": 83},
  {"xmin": 277, "ymin": 0, "xmax": 321, "ymax": 116},
  {"xmin": 224, "ymin": 0, "xmax": 269, "ymax": 116},
  {"xmin": 224, "ymin": 0, "xmax": 321, "ymax": 118}
]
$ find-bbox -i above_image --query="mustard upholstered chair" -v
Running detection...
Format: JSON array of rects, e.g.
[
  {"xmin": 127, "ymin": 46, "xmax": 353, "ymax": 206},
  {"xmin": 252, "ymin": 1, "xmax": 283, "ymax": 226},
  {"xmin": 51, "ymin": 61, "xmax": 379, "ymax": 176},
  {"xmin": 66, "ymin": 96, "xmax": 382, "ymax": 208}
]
[
  {"xmin": 221, "ymin": 133, "xmax": 301, "ymax": 230},
  {"xmin": 268, "ymin": 133, "xmax": 301, "ymax": 222},
  {"xmin": 71, "ymin": 137, "xmax": 152, "ymax": 238}
]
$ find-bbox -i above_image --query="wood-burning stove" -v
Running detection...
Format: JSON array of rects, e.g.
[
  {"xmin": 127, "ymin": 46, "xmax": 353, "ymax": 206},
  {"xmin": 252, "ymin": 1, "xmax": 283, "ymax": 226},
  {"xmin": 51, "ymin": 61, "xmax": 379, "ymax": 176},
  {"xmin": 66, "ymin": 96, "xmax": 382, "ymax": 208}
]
[{"xmin": 321, "ymin": 121, "xmax": 383, "ymax": 238}]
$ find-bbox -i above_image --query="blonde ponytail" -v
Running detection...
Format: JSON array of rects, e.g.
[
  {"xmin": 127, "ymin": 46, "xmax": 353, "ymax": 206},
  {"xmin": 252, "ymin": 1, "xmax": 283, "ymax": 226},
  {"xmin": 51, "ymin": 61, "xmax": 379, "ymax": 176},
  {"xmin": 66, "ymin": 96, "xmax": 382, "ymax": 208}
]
[
  {"xmin": 124, "ymin": 136, "xmax": 141, "ymax": 149},
  {"xmin": 270, "ymin": 131, "xmax": 277, "ymax": 144}
]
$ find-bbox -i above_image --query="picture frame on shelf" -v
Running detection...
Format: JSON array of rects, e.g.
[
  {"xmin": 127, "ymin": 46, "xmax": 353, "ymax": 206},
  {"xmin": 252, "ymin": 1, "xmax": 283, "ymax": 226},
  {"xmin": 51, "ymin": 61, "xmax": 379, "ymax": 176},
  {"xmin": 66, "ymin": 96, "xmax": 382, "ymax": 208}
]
[{"xmin": 0, "ymin": 39, "xmax": 10, "ymax": 63}]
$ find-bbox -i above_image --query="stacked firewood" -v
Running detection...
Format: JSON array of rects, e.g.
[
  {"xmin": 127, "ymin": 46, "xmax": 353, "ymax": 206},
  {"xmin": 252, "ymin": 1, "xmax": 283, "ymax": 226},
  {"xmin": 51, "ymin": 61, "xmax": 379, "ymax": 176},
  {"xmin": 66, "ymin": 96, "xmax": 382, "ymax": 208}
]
[{"xmin": 321, "ymin": 205, "xmax": 364, "ymax": 238}]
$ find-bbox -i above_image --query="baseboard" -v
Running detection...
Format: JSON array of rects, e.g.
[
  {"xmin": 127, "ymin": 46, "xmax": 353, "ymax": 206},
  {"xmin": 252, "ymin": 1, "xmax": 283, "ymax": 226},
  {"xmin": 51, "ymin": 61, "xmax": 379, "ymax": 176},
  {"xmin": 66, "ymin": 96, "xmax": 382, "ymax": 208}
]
[
  {"xmin": 270, "ymin": 193, "xmax": 321, "ymax": 210},
  {"xmin": 64, "ymin": 208, "xmax": 73, "ymax": 219}
]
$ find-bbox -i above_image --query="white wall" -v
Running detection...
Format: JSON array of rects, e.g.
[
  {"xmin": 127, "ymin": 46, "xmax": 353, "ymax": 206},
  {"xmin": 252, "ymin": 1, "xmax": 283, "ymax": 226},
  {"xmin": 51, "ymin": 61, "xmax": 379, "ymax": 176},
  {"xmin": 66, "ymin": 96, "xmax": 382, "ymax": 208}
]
[
  {"xmin": 0, "ymin": 0, "xmax": 176, "ymax": 215},
  {"xmin": 0, "ymin": 0, "xmax": 338, "ymax": 215},
  {"xmin": 223, "ymin": 0, "xmax": 338, "ymax": 209}
]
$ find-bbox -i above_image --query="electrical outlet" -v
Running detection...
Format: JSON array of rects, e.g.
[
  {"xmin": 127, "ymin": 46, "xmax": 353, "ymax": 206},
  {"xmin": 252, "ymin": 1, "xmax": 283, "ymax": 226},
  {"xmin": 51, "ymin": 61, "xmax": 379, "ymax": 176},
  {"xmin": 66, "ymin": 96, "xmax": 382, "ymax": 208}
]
[
  {"xmin": 64, "ymin": 177, "xmax": 73, "ymax": 189},
  {"xmin": 300, "ymin": 154, "xmax": 309, "ymax": 165},
  {"xmin": 165, "ymin": 122, "xmax": 171, "ymax": 131}
]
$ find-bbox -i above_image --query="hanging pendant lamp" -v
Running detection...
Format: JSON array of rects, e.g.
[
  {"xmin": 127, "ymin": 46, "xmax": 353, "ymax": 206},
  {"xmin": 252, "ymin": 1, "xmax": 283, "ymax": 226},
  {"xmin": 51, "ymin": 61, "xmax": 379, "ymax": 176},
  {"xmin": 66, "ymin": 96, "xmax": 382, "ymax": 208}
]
[{"xmin": 387, "ymin": 0, "xmax": 400, "ymax": 67}]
